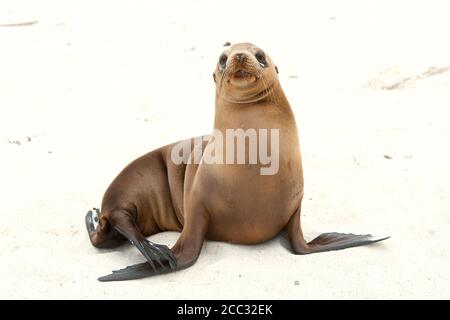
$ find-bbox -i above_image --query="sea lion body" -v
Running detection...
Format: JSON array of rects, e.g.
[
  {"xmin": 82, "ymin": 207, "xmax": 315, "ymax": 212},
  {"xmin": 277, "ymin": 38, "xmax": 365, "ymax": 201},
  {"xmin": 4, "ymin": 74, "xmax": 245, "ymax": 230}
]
[
  {"xmin": 100, "ymin": 142, "xmax": 186, "ymax": 236},
  {"xmin": 192, "ymin": 105, "xmax": 303, "ymax": 244},
  {"xmin": 186, "ymin": 43, "xmax": 303, "ymax": 244},
  {"xmin": 86, "ymin": 43, "xmax": 388, "ymax": 281}
]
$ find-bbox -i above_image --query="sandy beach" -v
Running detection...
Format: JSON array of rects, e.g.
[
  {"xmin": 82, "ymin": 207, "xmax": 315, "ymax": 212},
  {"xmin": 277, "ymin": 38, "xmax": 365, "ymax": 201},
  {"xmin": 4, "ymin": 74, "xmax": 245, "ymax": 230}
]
[{"xmin": 0, "ymin": 0, "xmax": 449, "ymax": 299}]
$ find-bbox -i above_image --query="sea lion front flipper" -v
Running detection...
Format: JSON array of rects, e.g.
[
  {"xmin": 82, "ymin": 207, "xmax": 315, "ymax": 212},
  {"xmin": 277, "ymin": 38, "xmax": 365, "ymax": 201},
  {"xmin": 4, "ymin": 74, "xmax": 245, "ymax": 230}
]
[
  {"xmin": 306, "ymin": 232, "xmax": 390, "ymax": 253},
  {"xmin": 98, "ymin": 262, "xmax": 168, "ymax": 282},
  {"xmin": 286, "ymin": 207, "xmax": 390, "ymax": 254}
]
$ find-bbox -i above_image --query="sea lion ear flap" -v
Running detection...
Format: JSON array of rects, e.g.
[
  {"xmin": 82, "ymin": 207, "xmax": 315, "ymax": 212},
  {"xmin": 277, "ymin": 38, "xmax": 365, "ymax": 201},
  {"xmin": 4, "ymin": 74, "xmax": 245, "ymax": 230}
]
[
  {"xmin": 213, "ymin": 72, "xmax": 216, "ymax": 83},
  {"xmin": 275, "ymin": 66, "xmax": 279, "ymax": 74}
]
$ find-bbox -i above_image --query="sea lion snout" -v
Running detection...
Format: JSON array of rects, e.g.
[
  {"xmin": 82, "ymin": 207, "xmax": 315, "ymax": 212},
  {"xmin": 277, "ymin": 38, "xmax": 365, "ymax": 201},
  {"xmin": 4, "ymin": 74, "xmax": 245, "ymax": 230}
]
[
  {"xmin": 234, "ymin": 53, "xmax": 246, "ymax": 65},
  {"xmin": 229, "ymin": 52, "xmax": 258, "ymax": 79}
]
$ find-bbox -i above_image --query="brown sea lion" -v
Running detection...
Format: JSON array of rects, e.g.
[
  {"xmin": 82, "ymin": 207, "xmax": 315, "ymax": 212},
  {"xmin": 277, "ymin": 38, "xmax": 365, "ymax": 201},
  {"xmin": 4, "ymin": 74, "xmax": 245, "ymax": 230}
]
[{"xmin": 85, "ymin": 43, "xmax": 389, "ymax": 281}]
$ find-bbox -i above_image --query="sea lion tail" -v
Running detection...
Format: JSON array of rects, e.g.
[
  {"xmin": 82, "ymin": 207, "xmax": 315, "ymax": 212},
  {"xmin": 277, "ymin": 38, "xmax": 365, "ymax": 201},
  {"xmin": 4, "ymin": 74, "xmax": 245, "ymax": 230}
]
[{"xmin": 306, "ymin": 232, "xmax": 390, "ymax": 253}]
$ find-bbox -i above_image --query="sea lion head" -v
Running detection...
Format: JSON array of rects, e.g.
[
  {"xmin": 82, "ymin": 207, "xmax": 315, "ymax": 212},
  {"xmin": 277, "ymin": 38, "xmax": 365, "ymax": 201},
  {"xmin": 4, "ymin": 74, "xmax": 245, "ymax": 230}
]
[{"xmin": 213, "ymin": 43, "xmax": 279, "ymax": 103}]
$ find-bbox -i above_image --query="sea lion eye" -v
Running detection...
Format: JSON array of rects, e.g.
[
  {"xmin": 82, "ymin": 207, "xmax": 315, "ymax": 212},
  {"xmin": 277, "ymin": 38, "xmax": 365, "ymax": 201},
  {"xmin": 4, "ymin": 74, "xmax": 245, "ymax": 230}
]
[
  {"xmin": 255, "ymin": 51, "xmax": 267, "ymax": 67},
  {"xmin": 219, "ymin": 54, "xmax": 228, "ymax": 68}
]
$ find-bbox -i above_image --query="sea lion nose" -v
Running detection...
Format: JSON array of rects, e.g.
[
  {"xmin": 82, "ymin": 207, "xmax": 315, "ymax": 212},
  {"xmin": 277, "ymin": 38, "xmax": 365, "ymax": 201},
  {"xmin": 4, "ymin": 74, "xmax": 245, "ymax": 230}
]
[{"xmin": 235, "ymin": 53, "xmax": 245, "ymax": 64}]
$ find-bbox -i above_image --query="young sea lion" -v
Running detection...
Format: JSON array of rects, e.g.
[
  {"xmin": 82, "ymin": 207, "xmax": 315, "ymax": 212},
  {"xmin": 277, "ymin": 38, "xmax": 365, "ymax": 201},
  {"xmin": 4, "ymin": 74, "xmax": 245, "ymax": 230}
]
[{"xmin": 86, "ymin": 43, "xmax": 389, "ymax": 281}]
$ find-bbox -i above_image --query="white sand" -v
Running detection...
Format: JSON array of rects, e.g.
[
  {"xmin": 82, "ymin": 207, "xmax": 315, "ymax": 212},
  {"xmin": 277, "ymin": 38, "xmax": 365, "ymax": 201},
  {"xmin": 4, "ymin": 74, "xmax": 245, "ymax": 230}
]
[{"xmin": 0, "ymin": 0, "xmax": 449, "ymax": 299}]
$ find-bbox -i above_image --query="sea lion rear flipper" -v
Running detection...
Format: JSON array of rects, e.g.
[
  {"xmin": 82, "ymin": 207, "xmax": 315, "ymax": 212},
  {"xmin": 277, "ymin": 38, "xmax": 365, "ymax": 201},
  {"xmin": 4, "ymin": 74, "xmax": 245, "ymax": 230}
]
[
  {"xmin": 95, "ymin": 210, "xmax": 178, "ymax": 281},
  {"xmin": 114, "ymin": 225, "xmax": 177, "ymax": 270},
  {"xmin": 96, "ymin": 232, "xmax": 178, "ymax": 282},
  {"xmin": 95, "ymin": 207, "xmax": 208, "ymax": 282},
  {"xmin": 307, "ymin": 232, "xmax": 390, "ymax": 253}
]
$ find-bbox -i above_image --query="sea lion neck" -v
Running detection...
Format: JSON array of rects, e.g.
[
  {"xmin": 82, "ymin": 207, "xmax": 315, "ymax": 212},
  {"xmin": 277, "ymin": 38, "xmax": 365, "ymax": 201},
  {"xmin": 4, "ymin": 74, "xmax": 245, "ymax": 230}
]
[{"xmin": 213, "ymin": 82, "xmax": 295, "ymax": 130}]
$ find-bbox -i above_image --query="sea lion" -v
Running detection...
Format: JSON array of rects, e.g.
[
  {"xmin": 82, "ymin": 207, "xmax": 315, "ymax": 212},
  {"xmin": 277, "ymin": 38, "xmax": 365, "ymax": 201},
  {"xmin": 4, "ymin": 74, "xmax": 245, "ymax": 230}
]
[{"xmin": 85, "ymin": 43, "xmax": 389, "ymax": 281}]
